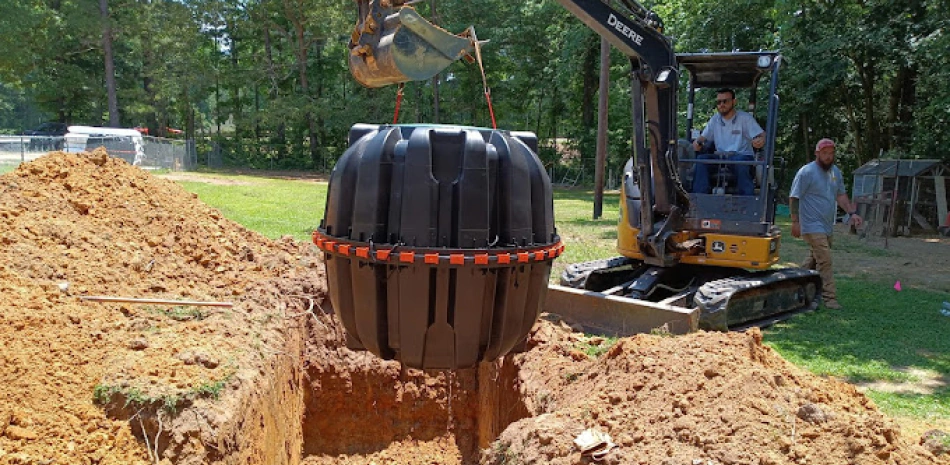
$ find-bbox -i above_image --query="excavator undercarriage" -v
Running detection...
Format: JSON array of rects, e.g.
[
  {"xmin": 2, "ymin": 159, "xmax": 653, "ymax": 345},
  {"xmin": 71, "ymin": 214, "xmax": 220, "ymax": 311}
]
[{"xmin": 556, "ymin": 257, "xmax": 820, "ymax": 334}]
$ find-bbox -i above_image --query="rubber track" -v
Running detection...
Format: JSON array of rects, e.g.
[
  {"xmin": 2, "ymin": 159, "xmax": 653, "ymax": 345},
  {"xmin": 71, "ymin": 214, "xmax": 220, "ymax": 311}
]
[{"xmin": 694, "ymin": 267, "xmax": 821, "ymax": 331}]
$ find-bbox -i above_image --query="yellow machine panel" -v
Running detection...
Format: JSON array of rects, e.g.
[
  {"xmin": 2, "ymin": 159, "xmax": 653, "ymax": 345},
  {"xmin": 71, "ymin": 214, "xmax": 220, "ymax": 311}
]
[
  {"xmin": 617, "ymin": 196, "xmax": 780, "ymax": 270},
  {"xmin": 687, "ymin": 233, "xmax": 779, "ymax": 269}
]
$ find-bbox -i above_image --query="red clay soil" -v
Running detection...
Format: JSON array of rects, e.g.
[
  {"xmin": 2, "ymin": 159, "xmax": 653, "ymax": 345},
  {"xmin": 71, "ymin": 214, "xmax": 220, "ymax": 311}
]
[
  {"xmin": 0, "ymin": 150, "xmax": 947, "ymax": 465},
  {"xmin": 487, "ymin": 319, "xmax": 950, "ymax": 465},
  {"xmin": 0, "ymin": 150, "xmax": 323, "ymax": 464}
]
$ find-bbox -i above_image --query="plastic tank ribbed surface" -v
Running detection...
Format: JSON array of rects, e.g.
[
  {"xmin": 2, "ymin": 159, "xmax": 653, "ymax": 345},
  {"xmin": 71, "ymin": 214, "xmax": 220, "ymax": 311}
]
[{"xmin": 318, "ymin": 124, "xmax": 559, "ymax": 369}]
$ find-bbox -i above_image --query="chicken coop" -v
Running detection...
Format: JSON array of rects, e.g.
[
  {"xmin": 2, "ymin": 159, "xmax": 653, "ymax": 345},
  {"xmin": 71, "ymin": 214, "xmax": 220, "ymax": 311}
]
[{"xmin": 851, "ymin": 159, "xmax": 950, "ymax": 236}]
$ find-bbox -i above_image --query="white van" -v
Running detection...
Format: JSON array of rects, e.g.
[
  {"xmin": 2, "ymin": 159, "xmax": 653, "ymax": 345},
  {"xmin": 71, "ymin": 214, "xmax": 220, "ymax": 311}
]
[{"xmin": 64, "ymin": 126, "xmax": 145, "ymax": 166}]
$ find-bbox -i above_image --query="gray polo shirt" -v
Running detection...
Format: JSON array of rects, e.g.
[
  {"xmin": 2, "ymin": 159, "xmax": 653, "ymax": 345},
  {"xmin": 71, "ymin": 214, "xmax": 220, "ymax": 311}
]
[
  {"xmin": 790, "ymin": 161, "xmax": 846, "ymax": 235},
  {"xmin": 700, "ymin": 110, "xmax": 764, "ymax": 154}
]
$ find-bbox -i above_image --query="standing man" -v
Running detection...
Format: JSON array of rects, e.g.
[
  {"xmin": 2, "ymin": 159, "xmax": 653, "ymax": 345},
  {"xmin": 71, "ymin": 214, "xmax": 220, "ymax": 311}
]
[
  {"xmin": 691, "ymin": 88, "xmax": 766, "ymax": 195},
  {"xmin": 789, "ymin": 138, "xmax": 863, "ymax": 309}
]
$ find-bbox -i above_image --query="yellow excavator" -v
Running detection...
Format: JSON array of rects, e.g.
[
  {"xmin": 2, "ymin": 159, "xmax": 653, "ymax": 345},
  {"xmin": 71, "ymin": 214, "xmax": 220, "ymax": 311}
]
[{"xmin": 318, "ymin": 0, "xmax": 821, "ymax": 369}]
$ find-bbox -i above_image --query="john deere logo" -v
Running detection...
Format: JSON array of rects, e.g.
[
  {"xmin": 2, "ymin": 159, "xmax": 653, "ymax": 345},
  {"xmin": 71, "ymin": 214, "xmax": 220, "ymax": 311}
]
[{"xmin": 711, "ymin": 241, "xmax": 726, "ymax": 253}]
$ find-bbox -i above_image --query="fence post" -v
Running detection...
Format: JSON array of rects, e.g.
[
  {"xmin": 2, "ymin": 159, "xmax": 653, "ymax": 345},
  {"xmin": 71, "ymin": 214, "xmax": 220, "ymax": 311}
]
[{"xmin": 20, "ymin": 136, "xmax": 25, "ymax": 163}]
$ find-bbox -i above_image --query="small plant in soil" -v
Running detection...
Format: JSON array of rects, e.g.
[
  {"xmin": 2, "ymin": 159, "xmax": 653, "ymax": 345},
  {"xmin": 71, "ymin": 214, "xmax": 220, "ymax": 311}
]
[
  {"xmin": 164, "ymin": 306, "xmax": 207, "ymax": 321},
  {"xmin": 576, "ymin": 336, "xmax": 618, "ymax": 358},
  {"xmin": 192, "ymin": 378, "xmax": 228, "ymax": 400},
  {"xmin": 93, "ymin": 370, "xmax": 234, "ymax": 414}
]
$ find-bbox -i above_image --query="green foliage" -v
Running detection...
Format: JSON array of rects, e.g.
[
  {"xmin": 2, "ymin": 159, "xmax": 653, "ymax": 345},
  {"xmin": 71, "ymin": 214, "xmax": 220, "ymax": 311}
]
[{"xmin": 3, "ymin": 0, "xmax": 947, "ymax": 172}]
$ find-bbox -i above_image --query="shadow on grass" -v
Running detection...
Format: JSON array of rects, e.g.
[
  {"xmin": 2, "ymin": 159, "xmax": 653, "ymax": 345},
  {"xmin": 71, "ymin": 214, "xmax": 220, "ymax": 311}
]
[
  {"xmin": 563, "ymin": 217, "xmax": 618, "ymax": 227},
  {"xmin": 865, "ymin": 386, "xmax": 950, "ymax": 418},
  {"xmin": 765, "ymin": 279, "xmax": 950, "ymax": 383},
  {"xmin": 553, "ymin": 188, "xmax": 621, "ymax": 203}
]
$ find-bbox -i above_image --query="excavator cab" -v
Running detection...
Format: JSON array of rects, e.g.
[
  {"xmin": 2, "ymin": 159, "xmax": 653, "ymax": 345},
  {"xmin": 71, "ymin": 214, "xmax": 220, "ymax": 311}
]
[
  {"xmin": 679, "ymin": 52, "xmax": 782, "ymax": 202},
  {"xmin": 349, "ymin": 0, "xmax": 476, "ymax": 88}
]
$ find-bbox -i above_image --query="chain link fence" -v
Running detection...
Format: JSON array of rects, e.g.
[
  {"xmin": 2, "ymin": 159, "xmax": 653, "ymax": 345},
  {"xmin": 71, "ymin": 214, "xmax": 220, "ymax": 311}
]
[
  {"xmin": 0, "ymin": 135, "xmax": 196, "ymax": 171},
  {"xmin": 546, "ymin": 159, "xmax": 623, "ymax": 190}
]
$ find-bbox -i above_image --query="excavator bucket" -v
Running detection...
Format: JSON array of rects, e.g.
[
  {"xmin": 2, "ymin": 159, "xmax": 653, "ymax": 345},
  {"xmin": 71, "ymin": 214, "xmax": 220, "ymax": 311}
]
[{"xmin": 349, "ymin": 2, "xmax": 475, "ymax": 88}]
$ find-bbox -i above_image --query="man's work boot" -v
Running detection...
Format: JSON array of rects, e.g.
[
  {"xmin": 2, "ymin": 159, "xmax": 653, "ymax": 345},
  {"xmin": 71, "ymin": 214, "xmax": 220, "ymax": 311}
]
[{"xmin": 823, "ymin": 300, "xmax": 842, "ymax": 310}]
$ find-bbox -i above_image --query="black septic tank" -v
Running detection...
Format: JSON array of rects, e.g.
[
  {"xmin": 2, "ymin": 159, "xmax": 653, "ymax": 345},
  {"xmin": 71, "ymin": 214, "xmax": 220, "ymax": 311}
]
[{"xmin": 315, "ymin": 124, "xmax": 561, "ymax": 370}]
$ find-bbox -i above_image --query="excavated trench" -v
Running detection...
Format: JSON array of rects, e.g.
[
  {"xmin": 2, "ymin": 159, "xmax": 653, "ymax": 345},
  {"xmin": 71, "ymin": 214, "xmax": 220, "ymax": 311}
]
[
  {"xmin": 177, "ymin": 302, "xmax": 535, "ymax": 465},
  {"xmin": 297, "ymin": 305, "xmax": 531, "ymax": 464}
]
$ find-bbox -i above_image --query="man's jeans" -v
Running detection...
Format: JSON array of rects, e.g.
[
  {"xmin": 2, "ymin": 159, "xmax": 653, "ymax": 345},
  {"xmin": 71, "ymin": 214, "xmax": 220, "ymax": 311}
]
[
  {"xmin": 692, "ymin": 152, "xmax": 754, "ymax": 195},
  {"xmin": 802, "ymin": 233, "xmax": 837, "ymax": 304}
]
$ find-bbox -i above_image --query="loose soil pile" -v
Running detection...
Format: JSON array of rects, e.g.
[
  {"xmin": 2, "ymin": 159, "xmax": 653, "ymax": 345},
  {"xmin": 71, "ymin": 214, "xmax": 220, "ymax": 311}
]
[
  {"xmin": 0, "ymin": 151, "xmax": 947, "ymax": 465},
  {"xmin": 0, "ymin": 150, "xmax": 323, "ymax": 464},
  {"xmin": 488, "ymin": 319, "xmax": 950, "ymax": 464}
]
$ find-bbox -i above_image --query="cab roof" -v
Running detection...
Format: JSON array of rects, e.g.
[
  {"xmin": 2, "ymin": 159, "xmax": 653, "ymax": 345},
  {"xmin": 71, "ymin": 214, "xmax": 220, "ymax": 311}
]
[{"xmin": 676, "ymin": 52, "xmax": 780, "ymax": 89}]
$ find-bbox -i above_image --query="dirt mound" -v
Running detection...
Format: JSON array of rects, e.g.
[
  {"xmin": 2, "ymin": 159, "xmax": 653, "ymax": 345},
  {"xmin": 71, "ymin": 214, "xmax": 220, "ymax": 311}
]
[
  {"xmin": 0, "ymin": 150, "xmax": 324, "ymax": 463},
  {"xmin": 486, "ymin": 319, "xmax": 948, "ymax": 465}
]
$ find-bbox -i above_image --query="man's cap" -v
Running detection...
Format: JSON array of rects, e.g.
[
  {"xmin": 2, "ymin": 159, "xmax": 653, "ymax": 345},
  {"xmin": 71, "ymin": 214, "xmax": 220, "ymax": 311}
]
[{"xmin": 815, "ymin": 138, "xmax": 835, "ymax": 152}]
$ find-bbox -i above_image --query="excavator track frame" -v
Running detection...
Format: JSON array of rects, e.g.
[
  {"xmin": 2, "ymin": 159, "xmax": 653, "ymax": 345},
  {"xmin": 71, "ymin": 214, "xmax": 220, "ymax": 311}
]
[{"xmin": 553, "ymin": 258, "xmax": 821, "ymax": 336}]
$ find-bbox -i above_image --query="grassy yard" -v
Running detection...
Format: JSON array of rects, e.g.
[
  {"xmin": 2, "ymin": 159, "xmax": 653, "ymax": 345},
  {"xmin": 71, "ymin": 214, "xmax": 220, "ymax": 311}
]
[{"xmin": 170, "ymin": 170, "xmax": 950, "ymax": 434}]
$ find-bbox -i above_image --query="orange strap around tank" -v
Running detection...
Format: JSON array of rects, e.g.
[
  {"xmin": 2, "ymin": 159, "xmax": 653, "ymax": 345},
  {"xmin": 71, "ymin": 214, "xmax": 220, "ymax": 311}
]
[
  {"xmin": 312, "ymin": 230, "xmax": 563, "ymax": 266},
  {"xmin": 469, "ymin": 29, "xmax": 497, "ymax": 129},
  {"xmin": 392, "ymin": 83, "xmax": 405, "ymax": 124}
]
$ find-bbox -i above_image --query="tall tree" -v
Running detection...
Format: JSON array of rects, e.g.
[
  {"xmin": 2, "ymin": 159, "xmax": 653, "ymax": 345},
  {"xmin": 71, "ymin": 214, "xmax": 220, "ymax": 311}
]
[{"xmin": 99, "ymin": 0, "xmax": 119, "ymax": 126}]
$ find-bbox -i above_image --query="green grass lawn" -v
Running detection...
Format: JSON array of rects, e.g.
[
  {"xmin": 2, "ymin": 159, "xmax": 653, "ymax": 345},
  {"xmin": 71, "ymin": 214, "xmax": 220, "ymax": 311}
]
[
  {"xmin": 0, "ymin": 163, "xmax": 18, "ymax": 175},
  {"xmin": 173, "ymin": 171, "xmax": 949, "ymax": 430},
  {"xmin": 174, "ymin": 173, "xmax": 327, "ymax": 241}
]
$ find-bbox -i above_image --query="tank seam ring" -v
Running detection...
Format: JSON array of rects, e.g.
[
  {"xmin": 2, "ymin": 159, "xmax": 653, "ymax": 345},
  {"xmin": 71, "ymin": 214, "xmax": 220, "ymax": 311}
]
[{"xmin": 312, "ymin": 230, "xmax": 563, "ymax": 266}]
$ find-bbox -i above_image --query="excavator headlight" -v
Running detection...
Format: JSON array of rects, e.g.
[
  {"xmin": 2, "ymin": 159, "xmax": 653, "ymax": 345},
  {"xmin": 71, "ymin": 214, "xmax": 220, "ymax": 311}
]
[
  {"xmin": 654, "ymin": 68, "xmax": 676, "ymax": 88},
  {"xmin": 757, "ymin": 55, "xmax": 773, "ymax": 69}
]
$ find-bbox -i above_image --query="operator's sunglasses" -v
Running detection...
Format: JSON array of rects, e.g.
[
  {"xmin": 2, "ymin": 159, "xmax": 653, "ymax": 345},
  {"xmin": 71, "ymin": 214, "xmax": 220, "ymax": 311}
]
[{"xmin": 716, "ymin": 99, "xmax": 733, "ymax": 105}]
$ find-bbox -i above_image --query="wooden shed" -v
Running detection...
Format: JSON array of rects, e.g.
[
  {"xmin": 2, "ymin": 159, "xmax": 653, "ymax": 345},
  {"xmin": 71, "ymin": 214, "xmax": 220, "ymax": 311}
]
[{"xmin": 851, "ymin": 159, "xmax": 949, "ymax": 236}]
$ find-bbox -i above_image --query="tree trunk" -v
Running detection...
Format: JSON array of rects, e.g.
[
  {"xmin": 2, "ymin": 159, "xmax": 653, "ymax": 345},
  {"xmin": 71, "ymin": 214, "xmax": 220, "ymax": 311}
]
[
  {"xmin": 581, "ymin": 34, "xmax": 598, "ymax": 130},
  {"xmin": 99, "ymin": 0, "xmax": 119, "ymax": 126},
  {"xmin": 799, "ymin": 112, "xmax": 810, "ymax": 167},
  {"xmin": 594, "ymin": 38, "xmax": 609, "ymax": 219},
  {"xmin": 229, "ymin": 18, "xmax": 241, "ymax": 142},
  {"xmin": 262, "ymin": 24, "xmax": 286, "ymax": 158},
  {"xmin": 841, "ymin": 83, "xmax": 865, "ymax": 165},
  {"xmin": 430, "ymin": 0, "xmax": 440, "ymax": 123},
  {"xmin": 290, "ymin": 10, "xmax": 317, "ymax": 164},
  {"xmin": 886, "ymin": 64, "xmax": 917, "ymax": 153},
  {"xmin": 851, "ymin": 53, "xmax": 879, "ymax": 163}
]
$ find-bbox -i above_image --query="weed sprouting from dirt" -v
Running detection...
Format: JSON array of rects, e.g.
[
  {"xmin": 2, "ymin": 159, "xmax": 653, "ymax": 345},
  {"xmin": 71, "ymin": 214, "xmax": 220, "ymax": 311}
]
[
  {"xmin": 575, "ymin": 335, "xmax": 617, "ymax": 358},
  {"xmin": 649, "ymin": 323, "xmax": 673, "ymax": 337},
  {"xmin": 93, "ymin": 370, "xmax": 235, "ymax": 414},
  {"xmin": 193, "ymin": 377, "xmax": 229, "ymax": 400},
  {"xmin": 145, "ymin": 305, "xmax": 208, "ymax": 321}
]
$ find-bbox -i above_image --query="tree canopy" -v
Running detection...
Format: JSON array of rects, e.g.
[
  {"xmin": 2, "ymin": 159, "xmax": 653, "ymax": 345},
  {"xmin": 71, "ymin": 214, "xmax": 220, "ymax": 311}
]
[{"xmin": 1, "ymin": 0, "xmax": 947, "ymax": 175}]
